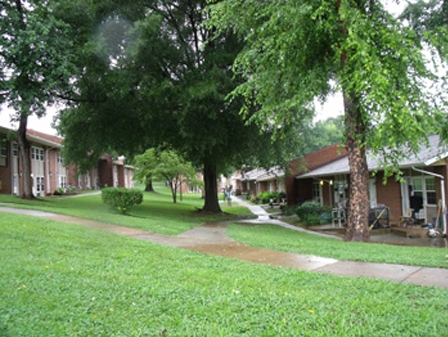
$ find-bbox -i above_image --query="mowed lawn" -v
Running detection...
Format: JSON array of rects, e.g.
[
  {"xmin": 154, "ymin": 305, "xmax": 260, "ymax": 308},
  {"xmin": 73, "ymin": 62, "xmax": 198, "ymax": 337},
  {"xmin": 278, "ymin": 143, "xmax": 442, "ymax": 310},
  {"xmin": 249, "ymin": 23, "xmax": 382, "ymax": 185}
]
[
  {"xmin": 2, "ymin": 213, "xmax": 448, "ymax": 336},
  {"xmin": 1, "ymin": 185, "xmax": 448, "ymax": 336},
  {"xmin": 0, "ymin": 183, "xmax": 254, "ymax": 235}
]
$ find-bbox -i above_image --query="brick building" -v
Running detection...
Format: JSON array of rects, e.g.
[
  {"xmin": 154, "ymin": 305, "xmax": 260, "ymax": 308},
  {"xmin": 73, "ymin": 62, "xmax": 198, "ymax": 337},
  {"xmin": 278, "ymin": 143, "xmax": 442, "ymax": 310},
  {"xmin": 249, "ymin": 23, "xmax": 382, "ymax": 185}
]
[
  {"xmin": 0, "ymin": 127, "xmax": 134, "ymax": 196},
  {"xmin": 295, "ymin": 135, "xmax": 448, "ymax": 227}
]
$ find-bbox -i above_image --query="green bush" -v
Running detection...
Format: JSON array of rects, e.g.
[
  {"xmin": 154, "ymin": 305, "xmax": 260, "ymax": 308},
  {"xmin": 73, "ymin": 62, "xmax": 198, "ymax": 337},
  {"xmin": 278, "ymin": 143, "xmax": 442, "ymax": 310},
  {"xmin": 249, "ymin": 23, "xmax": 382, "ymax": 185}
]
[
  {"xmin": 53, "ymin": 186, "xmax": 77, "ymax": 196},
  {"xmin": 278, "ymin": 191, "xmax": 287, "ymax": 201},
  {"xmin": 101, "ymin": 187, "xmax": 143, "ymax": 214},
  {"xmin": 250, "ymin": 195, "xmax": 261, "ymax": 204},
  {"xmin": 258, "ymin": 191, "xmax": 279, "ymax": 204},
  {"xmin": 280, "ymin": 204, "xmax": 298, "ymax": 216},
  {"xmin": 296, "ymin": 201, "xmax": 324, "ymax": 226}
]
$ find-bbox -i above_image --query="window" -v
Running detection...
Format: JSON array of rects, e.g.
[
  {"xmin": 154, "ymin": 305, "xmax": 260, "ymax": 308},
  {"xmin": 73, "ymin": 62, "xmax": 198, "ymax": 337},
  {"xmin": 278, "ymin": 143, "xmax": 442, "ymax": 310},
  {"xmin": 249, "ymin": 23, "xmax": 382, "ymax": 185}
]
[
  {"xmin": 59, "ymin": 176, "xmax": 67, "ymax": 189},
  {"xmin": 31, "ymin": 147, "xmax": 44, "ymax": 161},
  {"xmin": 35, "ymin": 177, "xmax": 44, "ymax": 193},
  {"xmin": 425, "ymin": 178, "xmax": 436, "ymax": 205},
  {"xmin": 57, "ymin": 153, "xmax": 64, "ymax": 165},
  {"xmin": 12, "ymin": 143, "xmax": 18, "ymax": 156},
  {"xmin": 0, "ymin": 139, "xmax": 7, "ymax": 166},
  {"xmin": 412, "ymin": 177, "xmax": 436, "ymax": 206}
]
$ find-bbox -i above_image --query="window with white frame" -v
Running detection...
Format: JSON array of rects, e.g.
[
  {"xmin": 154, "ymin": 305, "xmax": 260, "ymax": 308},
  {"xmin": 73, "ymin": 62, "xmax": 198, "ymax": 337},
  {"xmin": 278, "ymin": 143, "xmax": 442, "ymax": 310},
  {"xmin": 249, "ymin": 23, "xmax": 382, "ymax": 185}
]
[
  {"xmin": 57, "ymin": 153, "xmax": 64, "ymax": 165},
  {"xmin": 12, "ymin": 142, "xmax": 18, "ymax": 156},
  {"xmin": 59, "ymin": 175, "xmax": 67, "ymax": 189},
  {"xmin": 412, "ymin": 177, "xmax": 436, "ymax": 206},
  {"xmin": 31, "ymin": 147, "xmax": 44, "ymax": 161},
  {"xmin": 35, "ymin": 176, "xmax": 45, "ymax": 193},
  {"xmin": 0, "ymin": 139, "xmax": 7, "ymax": 166}
]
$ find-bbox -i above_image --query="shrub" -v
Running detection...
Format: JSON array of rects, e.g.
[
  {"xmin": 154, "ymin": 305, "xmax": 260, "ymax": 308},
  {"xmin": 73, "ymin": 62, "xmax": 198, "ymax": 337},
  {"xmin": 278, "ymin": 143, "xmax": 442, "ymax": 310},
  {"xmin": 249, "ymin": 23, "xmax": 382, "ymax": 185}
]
[
  {"xmin": 53, "ymin": 187, "xmax": 64, "ymax": 195},
  {"xmin": 258, "ymin": 191, "xmax": 280, "ymax": 204},
  {"xmin": 280, "ymin": 204, "xmax": 298, "ymax": 216},
  {"xmin": 53, "ymin": 186, "xmax": 77, "ymax": 196},
  {"xmin": 101, "ymin": 187, "xmax": 143, "ymax": 214},
  {"xmin": 296, "ymin": 201, "xmax": 324, "ymax": 226},
  {"xmin": 278, "ymin": 191, "xmax": 287, "ymax": 201},
  {"xmin": 250, "ymin": 195, "xmax": 261, "ymax": 204}
]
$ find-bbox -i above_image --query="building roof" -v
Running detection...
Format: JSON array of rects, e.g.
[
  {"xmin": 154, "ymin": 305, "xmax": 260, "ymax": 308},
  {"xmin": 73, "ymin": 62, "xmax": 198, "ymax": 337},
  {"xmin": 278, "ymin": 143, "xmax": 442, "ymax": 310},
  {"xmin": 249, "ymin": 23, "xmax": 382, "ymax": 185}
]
[
  {"xmin": 239, "ymin": 168, "xmax": 269, "ymax": 181},
  {"xmin": 256, "ymin": 166, "xmax": 285, "ymax": 182},
  {"xmin": 297, "ymin": 134, "xmax": 448, "ymax": 179},
  {"xmin": 0, "ymin": 126, "xmax": 63, "ymax": 149},
  {"xmin": 26, "ymin": 129, "xmax": 63, "ymax": 149}
]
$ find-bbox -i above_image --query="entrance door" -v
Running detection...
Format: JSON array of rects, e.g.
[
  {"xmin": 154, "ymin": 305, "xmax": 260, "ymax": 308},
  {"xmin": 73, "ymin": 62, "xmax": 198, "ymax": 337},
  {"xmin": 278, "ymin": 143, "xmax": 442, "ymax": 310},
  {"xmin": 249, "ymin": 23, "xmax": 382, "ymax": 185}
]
[{"xmin": 404, "ymin": 176, "xmax": 437, "ymax": 224}]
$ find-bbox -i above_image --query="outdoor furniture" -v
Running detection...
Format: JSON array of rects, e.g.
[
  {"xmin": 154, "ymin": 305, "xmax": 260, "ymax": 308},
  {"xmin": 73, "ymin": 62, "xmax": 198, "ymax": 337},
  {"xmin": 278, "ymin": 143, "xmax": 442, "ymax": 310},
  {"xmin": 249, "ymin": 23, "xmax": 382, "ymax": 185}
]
[
  {"xmin": 369, "ymin": 205, "xmax": 390, "ymax": 229},
  {"xmin": 332, "ymin": 207, "xmax": 346, "ymax": 227},
  {"xmin": 399, "ymin": 208, "xmax": 414, "ymax": 227}
]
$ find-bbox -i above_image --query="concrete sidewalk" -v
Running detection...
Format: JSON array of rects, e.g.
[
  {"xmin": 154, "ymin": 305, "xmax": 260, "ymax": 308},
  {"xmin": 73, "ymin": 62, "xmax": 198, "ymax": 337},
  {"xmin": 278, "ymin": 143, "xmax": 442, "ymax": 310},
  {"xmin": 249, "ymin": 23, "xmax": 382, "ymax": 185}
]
[{"xmin": 1, "ymin": 203, "xmax": 447, "ymax": 289}]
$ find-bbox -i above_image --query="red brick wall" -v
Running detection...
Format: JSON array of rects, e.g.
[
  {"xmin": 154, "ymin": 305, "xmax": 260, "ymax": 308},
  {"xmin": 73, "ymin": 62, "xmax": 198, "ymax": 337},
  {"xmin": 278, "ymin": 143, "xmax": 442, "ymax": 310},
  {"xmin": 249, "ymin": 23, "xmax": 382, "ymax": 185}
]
[
  {"xmin": 375, "ymin": 172, "xmax": 402, "ymax": 224},
  {"xmin": 47, "ymin": 149, "xmax": 59, "ymax": 194},
  {"xmin": 98, "ymin": 156, "xmax": 113, "ymax": 188},
  {"xmin": 286, "ymin": 144, "xmax": 347, "ymax": 205},
  {"xmin": 67, "ymin": 164, "xmax": 79, "ymax": 188},
  {"xmin": 0, "ymin": 138, "xmax": 12, "ymax": 194},
  {"xmin": 117, "ymin": 165, "xmax": 124, "ymax": 188}
]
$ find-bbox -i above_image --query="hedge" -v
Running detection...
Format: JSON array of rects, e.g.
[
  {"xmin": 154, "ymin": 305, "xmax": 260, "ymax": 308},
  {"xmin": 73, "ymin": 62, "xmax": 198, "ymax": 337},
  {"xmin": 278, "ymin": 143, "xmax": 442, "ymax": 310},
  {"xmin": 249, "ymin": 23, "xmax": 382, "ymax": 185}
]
[{"xmin": 101, "ymin": 187, "xmax": 143, "ymax": 214}]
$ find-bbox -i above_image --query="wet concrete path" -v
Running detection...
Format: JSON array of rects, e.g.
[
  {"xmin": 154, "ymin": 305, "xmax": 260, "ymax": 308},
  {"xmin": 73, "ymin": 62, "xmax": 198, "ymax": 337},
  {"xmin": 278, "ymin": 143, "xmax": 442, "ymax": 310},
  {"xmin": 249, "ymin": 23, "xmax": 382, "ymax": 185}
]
[{"xmin": 1, "ymin": 200, "xmax": 448, "ymax": 289}]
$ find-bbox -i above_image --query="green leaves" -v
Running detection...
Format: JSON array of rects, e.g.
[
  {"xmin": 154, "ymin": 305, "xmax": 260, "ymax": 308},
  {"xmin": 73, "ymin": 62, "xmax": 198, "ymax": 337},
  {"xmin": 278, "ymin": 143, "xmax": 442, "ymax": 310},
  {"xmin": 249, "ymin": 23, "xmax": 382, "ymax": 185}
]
[
  {"xmin": 101, "ymin": 187, "xmax": 143, "ymax": 214},
  {"xmin": 134, "ymin": 148, "xmax": 198, "ymax": 203},
  {"xmin": 208, "ymin": 0, "xmax": 447, "ymax": 168}
]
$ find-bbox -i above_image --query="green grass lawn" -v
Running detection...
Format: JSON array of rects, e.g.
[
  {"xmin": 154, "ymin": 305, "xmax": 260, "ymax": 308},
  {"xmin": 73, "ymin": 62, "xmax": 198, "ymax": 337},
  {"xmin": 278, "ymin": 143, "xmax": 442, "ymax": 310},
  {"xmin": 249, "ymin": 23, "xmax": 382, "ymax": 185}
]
[
  {"xmin": 227, "ymin": 224, "xmax": 448, "ymax": 268},
  {"xmin": 1, "ymin": 183, "xmax": 448, "ymax": 268},
  {"xmin": 0, "ymin": 183, "xmax": 254, "ymax": 235},
  {"xmin": 1, "ymin": 213, "xmax": 447, "ymax": 336}
]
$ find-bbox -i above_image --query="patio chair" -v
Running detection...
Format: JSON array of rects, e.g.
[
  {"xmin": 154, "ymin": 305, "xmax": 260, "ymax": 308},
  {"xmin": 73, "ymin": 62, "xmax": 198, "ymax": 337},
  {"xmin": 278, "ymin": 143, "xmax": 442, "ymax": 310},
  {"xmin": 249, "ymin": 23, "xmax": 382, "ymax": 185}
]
[{"xmin": 399, "ymin": 208, "xmax": 414, "ymax": 227}]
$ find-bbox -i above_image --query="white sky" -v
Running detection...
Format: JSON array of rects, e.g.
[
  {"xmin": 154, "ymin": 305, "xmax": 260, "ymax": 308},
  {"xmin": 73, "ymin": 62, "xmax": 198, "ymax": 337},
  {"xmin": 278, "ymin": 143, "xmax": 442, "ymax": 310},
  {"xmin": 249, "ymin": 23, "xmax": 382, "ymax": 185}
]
[{"xmin": 0, "ymin": 0, "xmax": 405, "ymax": 136}]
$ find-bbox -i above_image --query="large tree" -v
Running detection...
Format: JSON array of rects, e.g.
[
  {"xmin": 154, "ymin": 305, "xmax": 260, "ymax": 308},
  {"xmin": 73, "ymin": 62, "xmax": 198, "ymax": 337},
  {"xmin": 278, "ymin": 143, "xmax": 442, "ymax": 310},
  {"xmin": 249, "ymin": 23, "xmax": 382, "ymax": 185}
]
[
  {"xmin": 56, "ymin": 0, "xmax": 300, "ymax": 212},
  {"xmin": 0, "ymin": 0, "xmax": 75, "ymax": 198},
  {"xmin": 208, "ymin": 0, "xmax": 445, "ymax": 241}
]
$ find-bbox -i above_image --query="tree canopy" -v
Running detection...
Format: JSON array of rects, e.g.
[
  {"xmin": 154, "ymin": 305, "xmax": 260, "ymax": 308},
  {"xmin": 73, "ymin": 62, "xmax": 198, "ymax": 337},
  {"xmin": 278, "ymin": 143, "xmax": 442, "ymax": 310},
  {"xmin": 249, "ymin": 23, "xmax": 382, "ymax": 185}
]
[
  {"xmin": 301, "ymin": 116, "xmax": 344, "ymax": 155},
  {"xmin": 55, "ymin": 0, "xmax": 300, "ymax": 213},
  {"xmin": 207, "ymin": 0, "xmax": 446, "ymax": 241},
  {"xmin": 0, "ymin": 0, "xmax": 76, "ymax": 198}
]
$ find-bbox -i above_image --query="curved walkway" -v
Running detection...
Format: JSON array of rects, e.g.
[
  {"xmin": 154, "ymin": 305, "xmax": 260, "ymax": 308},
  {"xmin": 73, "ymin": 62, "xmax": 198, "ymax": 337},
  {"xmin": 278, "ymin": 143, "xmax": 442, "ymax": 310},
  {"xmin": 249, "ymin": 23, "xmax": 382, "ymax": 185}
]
[{"xmin": 1, "ymin": 199, "xmax": 447, "ymax": 289}]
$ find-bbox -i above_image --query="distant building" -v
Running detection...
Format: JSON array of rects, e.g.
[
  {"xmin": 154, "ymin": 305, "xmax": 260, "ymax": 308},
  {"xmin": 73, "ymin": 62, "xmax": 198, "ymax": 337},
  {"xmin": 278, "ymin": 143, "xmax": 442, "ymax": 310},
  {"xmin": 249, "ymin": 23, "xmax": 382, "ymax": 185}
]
[{"xmin": 0, "ymin": 127, "xmax": 134, "ymax": 196}]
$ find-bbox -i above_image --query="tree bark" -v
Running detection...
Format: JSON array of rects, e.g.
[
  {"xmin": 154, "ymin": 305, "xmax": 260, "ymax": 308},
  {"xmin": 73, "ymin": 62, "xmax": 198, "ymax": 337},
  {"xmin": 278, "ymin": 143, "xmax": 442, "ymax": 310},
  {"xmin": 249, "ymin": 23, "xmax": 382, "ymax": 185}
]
[
  {"xmin": 17, "ymin": 115, "xmax": 34, "ymax": 199},
  {"xmin": 343, "ymin": 91, "xmax": 370, "ymax": 242},
  {"xmin": 144, "ymin": 180, "xmax": 154, "ymax": 192},
  {"xmin": 169, "ymin": 179, "xmax": 177, "ymax": 203},
  {"xmin": 202, "ymin": 163, "xmax": 222, "ymax": 213}
]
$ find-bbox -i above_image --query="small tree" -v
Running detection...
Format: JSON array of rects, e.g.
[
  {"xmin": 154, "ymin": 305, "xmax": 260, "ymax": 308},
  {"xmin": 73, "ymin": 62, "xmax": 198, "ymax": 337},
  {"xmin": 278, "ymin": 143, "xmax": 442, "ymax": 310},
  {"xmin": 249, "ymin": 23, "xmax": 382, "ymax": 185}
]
[
  {"xmin": 133, "ymin": 149, "xmax": 158, "ymax": 193},
  {"xmin": 134, "ymin": 149, "xmax": 199, "ymax": 203}
]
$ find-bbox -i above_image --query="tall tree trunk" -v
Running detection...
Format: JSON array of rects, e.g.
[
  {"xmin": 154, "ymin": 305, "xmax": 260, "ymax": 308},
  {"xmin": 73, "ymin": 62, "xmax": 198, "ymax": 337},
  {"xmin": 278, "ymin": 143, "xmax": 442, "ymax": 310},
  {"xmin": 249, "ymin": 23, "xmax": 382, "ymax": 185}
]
[
  {"xmin": 144, "ymin": 178, "xmax": 154, "ymax": 192},
  {"xmin": 17, "ymin": 115, "xmax": 33, "ymax": 199},
  {"xmin": 343, "ymin": 91, "xmax": 370, "ymax": 242},
  {"xmin": 15, "ymin": 0, "xmax": 33, "ymax": 199},
  {"xmin": 202, "ymin": 163, "xmax": 222, "ymax": 213}
]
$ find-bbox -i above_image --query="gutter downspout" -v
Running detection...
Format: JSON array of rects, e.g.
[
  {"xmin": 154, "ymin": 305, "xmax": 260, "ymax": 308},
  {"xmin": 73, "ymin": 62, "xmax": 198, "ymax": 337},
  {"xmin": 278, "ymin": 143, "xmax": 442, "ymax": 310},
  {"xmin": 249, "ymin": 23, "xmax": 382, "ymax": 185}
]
[
  {"xmin": 45, "ymin": 148, "xmax": 53, "ymax": 195},
  {"xmin": 412, "ymin": 166, "xmax": 446, "ymax": 235}
]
